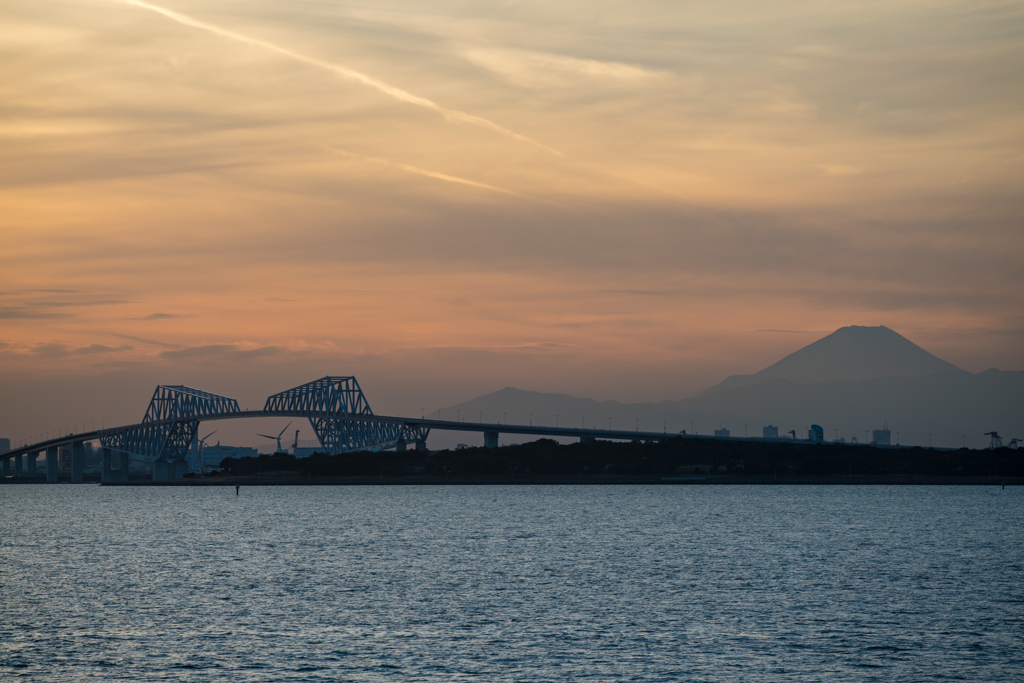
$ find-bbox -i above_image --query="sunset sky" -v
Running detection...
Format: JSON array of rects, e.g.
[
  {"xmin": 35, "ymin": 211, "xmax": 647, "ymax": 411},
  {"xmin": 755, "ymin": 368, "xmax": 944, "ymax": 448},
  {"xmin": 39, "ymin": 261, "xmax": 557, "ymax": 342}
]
[{"xmin": 2, "ymin": 0, "xmax": 1022, "ymax": 446}]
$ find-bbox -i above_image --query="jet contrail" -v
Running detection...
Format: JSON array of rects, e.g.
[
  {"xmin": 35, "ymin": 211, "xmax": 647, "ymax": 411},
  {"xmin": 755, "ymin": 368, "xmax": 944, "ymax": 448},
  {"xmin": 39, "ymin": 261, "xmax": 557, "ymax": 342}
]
[
  {"xmin": 330, "ymin": 149, "xmax": 525, "ymax": 197},
  {"xmin": 118, "ymin": 0, "xmax": 560, "ymax": 155}
]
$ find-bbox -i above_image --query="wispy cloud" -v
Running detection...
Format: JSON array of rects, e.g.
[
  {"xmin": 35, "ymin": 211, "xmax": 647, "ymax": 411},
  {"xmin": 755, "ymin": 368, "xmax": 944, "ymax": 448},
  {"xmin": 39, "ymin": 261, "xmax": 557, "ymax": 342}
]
[
  {"xmin": 599, "ymin": 289, "xmax": 670, "ymax": 296},
  {"xmin": 0, "ymin": 289, "xmax": 82, "ymax": 296},
  {"xmin": 159, "ymin": 343, "xmax": 285, "ymax": 360},
  {"xmin": 29, "ymin": 343, "xmax": 132, "ymax": 358},
  {"xmin": 118, "ymin": 0, "xmax": 560, "ymax": 155},
  {"xmin": 330, "ymin": 148, "xmax": 525, "ymax": 197},
  {"xmin": 106, "ymin": 332, "xmax": 182, "ymax": 349},
  {"xmin": 0, "ymin": 306, "xmax": 73, "ymax": 319},
  {"xmin": 464, "ymin": 48, "xmax": 666, "ymax": 89}
]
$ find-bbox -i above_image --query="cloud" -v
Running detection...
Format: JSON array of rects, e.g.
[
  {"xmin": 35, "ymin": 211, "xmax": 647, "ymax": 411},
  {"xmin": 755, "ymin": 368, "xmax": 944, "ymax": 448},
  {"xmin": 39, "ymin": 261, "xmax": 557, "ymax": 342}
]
[
  {"xmin": 0, "ymin": 307, "xmax": 74, "ymax": 319},
  {"xmin": 0, "ymin": 297, "xmax": 131, "ymax": 319},
  {"xmin": 74, "ymin": 344, "xmax": 133, "ymax": 355},
  {"xmin": 141, "ymin": 313, "xmax": 179, "ymax": 320},
  {"xmin": 107, "ymin": 332, "xmax": 181, "ymax": 349},
  {"xmin": 30, "ymin": 343, "xmax": 70, "ymax": 358},
  {"xmin": 464, "ymin": 48, "xmax": 666, "ymax": 89},
  {"xmin": 599, "ymin": 289, "xmax": 670, "ymax": 296},
  {"xmin": 0, "ymin": 289, "xmax": 81, "ymax": 296},
  {"xmin": 159, "ymin": 344, "xmax": 285, "ymax": 361},
  {"xmin": 119, "ymin": 0, "xmax": 560, "ymax": 155},
  {"xmin": 330, "ymin": 148, "xmax": 524, "ymax": 197},
  {"xmin": 29, "ymin": 343, "xmax": 133, "ymax": 358}
]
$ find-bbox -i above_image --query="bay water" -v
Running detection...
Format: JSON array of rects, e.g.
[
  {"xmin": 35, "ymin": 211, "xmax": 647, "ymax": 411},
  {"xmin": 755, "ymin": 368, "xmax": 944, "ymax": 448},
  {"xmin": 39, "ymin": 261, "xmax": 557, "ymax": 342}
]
[{"xmin": 2, "ymin": 485, "xmax": 1021, "ymax": 681}]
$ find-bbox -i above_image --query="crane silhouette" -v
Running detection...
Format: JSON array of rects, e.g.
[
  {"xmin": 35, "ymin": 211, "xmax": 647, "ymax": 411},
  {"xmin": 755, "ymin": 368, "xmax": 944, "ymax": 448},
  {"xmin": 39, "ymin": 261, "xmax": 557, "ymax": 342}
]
[
  {"xmin": 984, "ymin": 431, "xmax": 1003, "ymax": 449},
  {"xmin": 196, "ymin": 430, "xmax": 216, "ymax": 472},
  {"xmin": 258, "ymin": 422, "xmax": 292, "ymax": 453}
]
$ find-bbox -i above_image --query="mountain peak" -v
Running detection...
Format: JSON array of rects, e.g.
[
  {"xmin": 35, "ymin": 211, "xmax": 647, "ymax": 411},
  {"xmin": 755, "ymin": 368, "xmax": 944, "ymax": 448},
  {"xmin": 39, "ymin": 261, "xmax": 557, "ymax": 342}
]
[{"xmin": 698, "ymin": 325, "xmax": 963, "ymax": 396}]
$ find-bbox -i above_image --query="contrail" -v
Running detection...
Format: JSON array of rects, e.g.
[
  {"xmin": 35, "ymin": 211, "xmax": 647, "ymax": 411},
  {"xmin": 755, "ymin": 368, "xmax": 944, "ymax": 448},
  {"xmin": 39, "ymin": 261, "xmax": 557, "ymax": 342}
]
[
  {"xmin": 330, "ymin": 149, "xmax": 525, "ymax": 197},
  {"xmin": 118, "ymin": 0, "xmax": 560, "ymax": 155}
]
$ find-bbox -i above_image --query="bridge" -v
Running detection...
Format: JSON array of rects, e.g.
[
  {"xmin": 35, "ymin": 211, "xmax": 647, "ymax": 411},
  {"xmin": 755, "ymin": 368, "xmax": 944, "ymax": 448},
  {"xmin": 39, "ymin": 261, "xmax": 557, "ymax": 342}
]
[{"xmin": 1, "ymin": 375, "xmax": 686, "ymax": 482}]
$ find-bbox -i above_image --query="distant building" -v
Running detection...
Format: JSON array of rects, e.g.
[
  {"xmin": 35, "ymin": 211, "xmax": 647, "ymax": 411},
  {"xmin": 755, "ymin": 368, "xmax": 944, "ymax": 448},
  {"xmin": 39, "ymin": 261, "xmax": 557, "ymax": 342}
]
[
  {"xmin": 808, "ymin": 425, "xmax": 824, "ymax": 443},
  {"xmin": 84, "ymin": 442, "xmax": 100, "ymax": 468},
  {"xmin": 714, "ymin": 428, "xmax": 730, "ymax": 438},
  {"xmin": 0, "ymin": 437, "xmax": 9, "ymax": 454},
  {"xmin": 872, "ymin": 421, "xmax": 891, "ymax": 445},
  {"xmin": 763, "ymin": 425, "xmax": 779, "ymax": 439}
]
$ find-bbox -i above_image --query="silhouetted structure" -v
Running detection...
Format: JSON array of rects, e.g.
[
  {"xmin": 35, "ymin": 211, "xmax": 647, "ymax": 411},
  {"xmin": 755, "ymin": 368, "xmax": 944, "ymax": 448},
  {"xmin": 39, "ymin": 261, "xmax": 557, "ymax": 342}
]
[{"xmin": 873, "ymin": 422, "xmax": 891, "ymax": 445}]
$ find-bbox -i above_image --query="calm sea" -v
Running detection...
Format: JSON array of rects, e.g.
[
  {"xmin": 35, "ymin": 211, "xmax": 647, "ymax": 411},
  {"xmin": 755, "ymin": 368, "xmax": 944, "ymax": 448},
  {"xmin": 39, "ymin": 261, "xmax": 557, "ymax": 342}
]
[{"xmin": 1, "ymin": 485, "xmax": 1021, "ymax": 681}]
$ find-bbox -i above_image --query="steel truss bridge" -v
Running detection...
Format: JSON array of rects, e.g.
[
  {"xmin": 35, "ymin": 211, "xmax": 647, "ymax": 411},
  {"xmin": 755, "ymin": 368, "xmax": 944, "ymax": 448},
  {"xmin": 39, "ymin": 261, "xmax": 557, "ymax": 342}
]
[{"xmin": 1, "ymin": 375, "xmax": 682, "ymax": 482}]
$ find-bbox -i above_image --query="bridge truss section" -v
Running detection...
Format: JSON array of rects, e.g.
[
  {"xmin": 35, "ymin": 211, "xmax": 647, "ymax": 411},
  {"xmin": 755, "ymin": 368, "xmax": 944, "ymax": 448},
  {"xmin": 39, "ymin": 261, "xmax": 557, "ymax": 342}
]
[
  {"xmin": 100, "ymin": 386, "xmax": 240, "ymax": 460},
  {"xmin": 265, "ymin": 376, "xmax": 424, "ymax": 454}
]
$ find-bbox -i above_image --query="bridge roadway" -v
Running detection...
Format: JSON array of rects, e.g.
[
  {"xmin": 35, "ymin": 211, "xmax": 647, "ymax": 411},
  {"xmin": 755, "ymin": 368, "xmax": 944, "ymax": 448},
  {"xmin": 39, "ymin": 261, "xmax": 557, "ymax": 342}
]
[{"xmin": 1, "ymin": 410, "xmax": 697, "ymax": 480}]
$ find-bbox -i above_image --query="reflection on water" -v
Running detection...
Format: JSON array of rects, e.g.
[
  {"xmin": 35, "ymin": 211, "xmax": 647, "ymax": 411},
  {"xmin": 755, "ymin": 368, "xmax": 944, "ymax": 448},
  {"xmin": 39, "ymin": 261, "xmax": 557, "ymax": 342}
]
[{"xmin": 1, "ymin": 485, "xmax": 1021, "ymax": 681}]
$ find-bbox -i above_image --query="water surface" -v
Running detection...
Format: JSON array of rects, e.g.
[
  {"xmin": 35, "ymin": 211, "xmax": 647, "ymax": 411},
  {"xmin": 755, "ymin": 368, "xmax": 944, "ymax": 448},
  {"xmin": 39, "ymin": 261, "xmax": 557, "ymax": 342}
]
[{"xmin": 2, "ymin": 485, "xmax": 1021, "ymax": 681}]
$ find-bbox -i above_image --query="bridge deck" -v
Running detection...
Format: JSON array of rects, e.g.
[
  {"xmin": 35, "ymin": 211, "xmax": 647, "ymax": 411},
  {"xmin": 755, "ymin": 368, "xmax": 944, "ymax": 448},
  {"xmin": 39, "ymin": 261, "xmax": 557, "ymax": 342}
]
[{"xmin": 2, "ymin": 410, "xmax": 703, "ymax": 460}]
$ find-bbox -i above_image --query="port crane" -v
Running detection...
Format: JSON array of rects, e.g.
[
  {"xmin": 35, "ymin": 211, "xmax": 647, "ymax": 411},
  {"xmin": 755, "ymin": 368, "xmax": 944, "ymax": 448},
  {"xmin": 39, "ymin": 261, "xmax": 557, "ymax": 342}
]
[
  {"xmin": 984, "ymin": 431, "xmax": 1003, "ymax": 449},
  {"xmin": 196, "ymin": 430, "xmax": 216, "ymax": 473}
]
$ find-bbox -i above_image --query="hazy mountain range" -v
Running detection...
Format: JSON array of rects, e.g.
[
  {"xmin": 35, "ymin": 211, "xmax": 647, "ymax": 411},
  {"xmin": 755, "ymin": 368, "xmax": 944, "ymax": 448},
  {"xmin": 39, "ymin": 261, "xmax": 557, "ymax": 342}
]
[{"xmin": 440, "ymin": 326, "xmax": 1023, "ymax": 449}]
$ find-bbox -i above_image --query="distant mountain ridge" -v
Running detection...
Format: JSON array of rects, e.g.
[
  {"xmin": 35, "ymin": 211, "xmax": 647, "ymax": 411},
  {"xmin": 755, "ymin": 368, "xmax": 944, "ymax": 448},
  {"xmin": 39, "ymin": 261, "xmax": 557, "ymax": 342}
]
[
  {"xmin": 437, "ymin": 326, "xmax": 1021, "ymax": 449},
  {"xmin": 698, "ymin": 325, "xmax": 963, "ymax": 396}
]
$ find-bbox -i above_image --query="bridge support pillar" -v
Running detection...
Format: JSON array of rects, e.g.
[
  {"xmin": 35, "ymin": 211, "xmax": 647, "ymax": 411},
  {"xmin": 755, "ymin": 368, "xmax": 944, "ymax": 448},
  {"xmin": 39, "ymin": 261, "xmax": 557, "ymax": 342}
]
[
  {"xmin": 102, "ymin": 448, "xmax": 112, "ymax": 483},
  {"xmin": 71, "ymin": 440, "xmax": 85, "ymax": 483},
  {"xmin": 395, "ymin": 440, "xmax": 407, "ymax": 452},
  {"xmin": 27, "ymin": 452, "xmax": 38, "ymax": 478},
  {"xmin": 2, "ymin": 458, "xmax": 9, "ymax": 477},
  {"xmin": 153, "ymin": 459, "xmax": 169, "ymax": 482},
  {"xmin": 580, "ymin": 435, "xmax": 594, "ymax": 444},
  {"xmin": 46, "ymin": 446, "xmax": 58, "ymax": 483},
  {"xmin": 415, "ymin": 440, "xmax": 427, "ymax": 452},
  {"xmin": 484, "ymin": 430, "xmax": 499, "ymax": 449},
  {"xmin": 171, "ymin": 459, "xmax": 187, "ymax": 479},
  {"xmin": 119, "ymin": 451, "xmax": 130, "ymax": 482},
  {"xmin": 14, "ymin": 454, "xmax": 23, "ymax": 477}
]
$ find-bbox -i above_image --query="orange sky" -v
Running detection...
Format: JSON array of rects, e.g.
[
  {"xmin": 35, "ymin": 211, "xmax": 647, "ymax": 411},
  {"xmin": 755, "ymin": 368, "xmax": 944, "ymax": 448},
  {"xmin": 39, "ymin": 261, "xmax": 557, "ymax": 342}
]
[{"xmin": 2, "ymin": 0, "xmax": 1022, "ymax": 445}]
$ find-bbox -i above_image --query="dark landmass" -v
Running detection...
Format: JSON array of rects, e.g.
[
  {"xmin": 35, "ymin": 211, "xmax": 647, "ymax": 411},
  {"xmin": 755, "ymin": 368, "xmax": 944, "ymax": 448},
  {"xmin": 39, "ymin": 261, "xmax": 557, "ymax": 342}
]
[{"xmin": 97, "ymin": 437, "xmax": 1023, "ymax": 485}]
